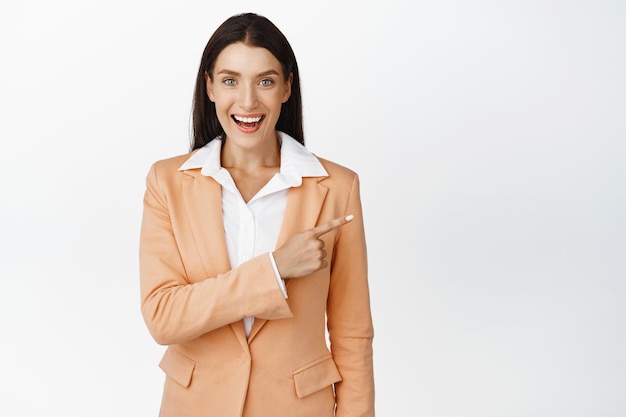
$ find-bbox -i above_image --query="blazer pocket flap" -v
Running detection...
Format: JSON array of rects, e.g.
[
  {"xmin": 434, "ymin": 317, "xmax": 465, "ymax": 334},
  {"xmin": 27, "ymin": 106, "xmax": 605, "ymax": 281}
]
[
  {"xmin": 159, "ymin": 348, "xmax": 195, "ymax": 388},
  {"xmin": 293, "ymin": 355, "xmax": 342, "ymax": 399}
]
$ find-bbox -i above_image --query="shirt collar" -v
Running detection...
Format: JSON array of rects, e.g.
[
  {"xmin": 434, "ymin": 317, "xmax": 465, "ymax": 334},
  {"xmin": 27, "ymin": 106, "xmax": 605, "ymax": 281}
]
[{"xmin": 178, "ymin": 132, "xmax": 328, "ymax": 185}]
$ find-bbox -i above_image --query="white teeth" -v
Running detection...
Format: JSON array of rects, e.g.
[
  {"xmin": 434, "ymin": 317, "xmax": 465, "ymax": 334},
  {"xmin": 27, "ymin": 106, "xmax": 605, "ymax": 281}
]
[{"xmin": 234, "ymin": 115, "xmax": 262, "ymax": 123}]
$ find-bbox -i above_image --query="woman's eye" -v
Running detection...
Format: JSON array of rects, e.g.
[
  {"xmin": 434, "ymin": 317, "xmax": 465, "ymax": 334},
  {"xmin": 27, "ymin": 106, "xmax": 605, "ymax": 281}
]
[
  {"xmin": 223, "ymin": 78, "xmax": 236, "ymax": 86},
  {"xmin": 259, "ymin": 78, "xmax": 273, "ymax": 87}
]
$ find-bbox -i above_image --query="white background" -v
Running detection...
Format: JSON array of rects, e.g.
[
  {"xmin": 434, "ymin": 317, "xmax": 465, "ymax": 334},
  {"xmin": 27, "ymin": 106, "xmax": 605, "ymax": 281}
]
[{"xmin": 1, "ymin": 0, "xmax": 625, "ymax": 416}]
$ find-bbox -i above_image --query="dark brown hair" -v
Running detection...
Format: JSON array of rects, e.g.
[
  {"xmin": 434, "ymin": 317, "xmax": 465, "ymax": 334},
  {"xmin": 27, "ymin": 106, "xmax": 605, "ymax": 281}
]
[{"xmin": 191, "ymin": 13, "xmax": 304, "ymax": 151}]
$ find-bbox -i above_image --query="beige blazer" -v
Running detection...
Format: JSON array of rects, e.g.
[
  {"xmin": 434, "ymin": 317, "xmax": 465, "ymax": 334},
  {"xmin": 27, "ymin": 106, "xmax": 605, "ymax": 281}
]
[{"xmin": 139, "ymin": 151, "xmax": 374, "ymax": 417}]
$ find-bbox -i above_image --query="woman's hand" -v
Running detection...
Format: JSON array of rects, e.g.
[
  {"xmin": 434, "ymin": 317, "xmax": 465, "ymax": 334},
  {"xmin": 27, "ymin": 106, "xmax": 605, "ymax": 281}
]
[{"xmin": 272, "ymin": 215, "xmax": 353, "ymax": 278}]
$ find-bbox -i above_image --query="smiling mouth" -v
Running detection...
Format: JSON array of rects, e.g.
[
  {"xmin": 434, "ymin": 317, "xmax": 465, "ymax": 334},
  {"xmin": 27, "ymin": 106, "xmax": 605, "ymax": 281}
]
[{"xmin": 232, "ymin": 115, "xmax": 264, "ymax": 129}]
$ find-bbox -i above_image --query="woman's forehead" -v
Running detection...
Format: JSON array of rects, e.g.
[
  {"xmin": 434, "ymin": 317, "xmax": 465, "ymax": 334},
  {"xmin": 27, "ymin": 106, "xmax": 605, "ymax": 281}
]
[{"xmin": 213, "ymin": 42, "xmax": 283, "ymax": 76}]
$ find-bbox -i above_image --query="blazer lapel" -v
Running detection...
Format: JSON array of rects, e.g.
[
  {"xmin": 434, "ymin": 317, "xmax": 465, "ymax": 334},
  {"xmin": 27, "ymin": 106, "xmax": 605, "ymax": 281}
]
[
  {"xmin": 182, "ymin": 170, "xmax": 252, "ymax": 349},
  {"xmin": 275, "ymin": 177, "xmax": 329, "ymax": 248},
  {"xmin": 247, "ymin": 177, "xmax": 328, "ymax": 343},
  {"xmin": 181, "ymin": 170, "xmax": 231, "ymax": 275}
]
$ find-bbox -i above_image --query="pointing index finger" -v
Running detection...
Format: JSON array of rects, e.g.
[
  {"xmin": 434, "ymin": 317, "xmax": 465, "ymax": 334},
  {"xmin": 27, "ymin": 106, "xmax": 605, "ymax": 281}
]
[{"xmin": 312, "ymin": 214, "xmax": 354, "ymax": 238}]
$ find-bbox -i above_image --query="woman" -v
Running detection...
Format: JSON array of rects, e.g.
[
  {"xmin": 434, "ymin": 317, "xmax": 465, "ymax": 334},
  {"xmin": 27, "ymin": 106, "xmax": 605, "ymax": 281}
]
[{"xmin": 139, "ymin": 12, "xmax": 374, "ymax": 417}]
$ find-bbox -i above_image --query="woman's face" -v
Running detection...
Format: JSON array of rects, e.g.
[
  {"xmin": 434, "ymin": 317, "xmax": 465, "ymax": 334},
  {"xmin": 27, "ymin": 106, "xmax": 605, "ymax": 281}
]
[{"xmin": 206, "ymin": 42, "xmax": 292, "ymax": 150}]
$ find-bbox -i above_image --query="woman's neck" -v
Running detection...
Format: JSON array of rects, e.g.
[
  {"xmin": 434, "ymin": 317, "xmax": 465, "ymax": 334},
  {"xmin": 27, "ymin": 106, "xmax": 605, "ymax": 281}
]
[{"xmin": 220, "ymin": 135, "xmax": 281, "ymax": 173}]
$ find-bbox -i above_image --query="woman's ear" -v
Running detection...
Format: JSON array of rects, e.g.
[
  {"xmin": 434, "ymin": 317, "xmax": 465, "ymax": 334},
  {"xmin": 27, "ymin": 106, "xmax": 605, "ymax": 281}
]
[
  {"xmin": 282, "ymin": 73, "xmax": 293, "ymax": 103},
  {"xmin": 204, "ymin": 71, "xmax": 215, "ymax": 102}
]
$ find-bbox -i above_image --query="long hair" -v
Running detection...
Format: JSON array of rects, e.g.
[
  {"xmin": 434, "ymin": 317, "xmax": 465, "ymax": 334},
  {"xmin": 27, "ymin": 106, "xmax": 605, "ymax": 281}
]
[{"xmin": 191, "ymin": 13, "xmax": 304, "ymax": 151}]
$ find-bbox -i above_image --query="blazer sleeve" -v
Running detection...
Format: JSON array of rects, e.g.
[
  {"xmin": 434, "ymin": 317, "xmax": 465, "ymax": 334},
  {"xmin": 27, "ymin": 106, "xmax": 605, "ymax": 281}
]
[
  {"xmin": 327, "ymin": 173, "xmax": 375, "ymax": 417},
  {"xmin": 139, "ymin": 162, "xmax": 292, "ymax": 346}
]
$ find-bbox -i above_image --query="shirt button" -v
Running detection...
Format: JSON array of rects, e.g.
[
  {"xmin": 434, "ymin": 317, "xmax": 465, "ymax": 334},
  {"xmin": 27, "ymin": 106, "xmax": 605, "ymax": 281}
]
[{"xmin": 242, "ymin": 254, "xmax": 250, "ymax": 262}]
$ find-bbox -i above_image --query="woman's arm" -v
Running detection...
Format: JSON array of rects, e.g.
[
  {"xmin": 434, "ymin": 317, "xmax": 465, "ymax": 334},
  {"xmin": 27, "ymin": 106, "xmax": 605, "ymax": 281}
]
[{"xmin": 327, "ymin": 174, "xmax": 375, "ymax": 417}]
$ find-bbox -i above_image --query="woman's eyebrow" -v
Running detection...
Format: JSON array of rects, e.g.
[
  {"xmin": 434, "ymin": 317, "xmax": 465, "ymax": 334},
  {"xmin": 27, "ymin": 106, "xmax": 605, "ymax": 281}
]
[
  {"xmin": 216, "ymin": 69, "xmax": 280, "ymax": 77},
  {"xmin": 216, "ymin": 69, "xmax": 240, "ymax": 76},
  {"xmin": 256, "ymin": 69, "xmax": 280, "ymax": 77}
]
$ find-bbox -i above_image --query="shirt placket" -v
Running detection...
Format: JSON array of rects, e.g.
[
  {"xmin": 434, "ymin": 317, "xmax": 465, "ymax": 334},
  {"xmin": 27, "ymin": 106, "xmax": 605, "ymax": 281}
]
[
  {"xmin": 237, "ymin": 200, "xmax": 255, "ymax": 264},
  {"xmin": 238, "ymin": 199, "xmax": 256, "ymax": 336}
]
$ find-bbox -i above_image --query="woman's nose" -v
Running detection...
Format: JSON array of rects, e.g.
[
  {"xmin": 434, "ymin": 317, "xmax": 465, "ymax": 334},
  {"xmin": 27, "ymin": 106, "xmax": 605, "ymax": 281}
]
[{"xmin": 238, "ymin": 84, "xmax": 257, "ymax": 109}]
